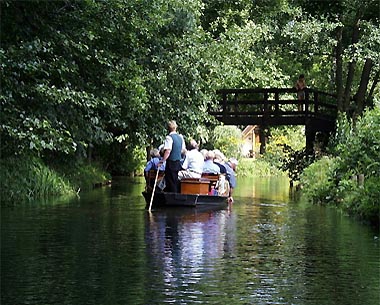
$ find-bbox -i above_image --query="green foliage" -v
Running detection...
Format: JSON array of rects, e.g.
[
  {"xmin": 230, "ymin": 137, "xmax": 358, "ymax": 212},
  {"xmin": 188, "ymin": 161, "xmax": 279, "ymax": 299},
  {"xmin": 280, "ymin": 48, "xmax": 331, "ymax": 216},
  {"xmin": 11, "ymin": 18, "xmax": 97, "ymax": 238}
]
[
  {"xmin": 259, "ymin": 126, "xmax": 309, "ymax": 184},
  {"xmin": 54, "ymin": 161, "xmax": 111, "ymax": 192},
  {"xmin": 341, "ymin": 176, "xmax": 380, "ymax": 223},
  {"xmin": 238, "ymin": 158, "xmax": 284, "ymax": 177},
  {"xmin": 300, "ymin": 156, "xmax": 338, "ymax": 203},
  {"xmin": 264, "ymin": 126, "xmax": 306, "ymax": 169},
  {"xmin": 279, "ymin": 147, "xmax": 316, "ymax": 184},
  {"xmin": 333, "ymin": 107, "xmax": 380, "ymax": 179},
  {"xmin": 210, "ymin": 125, "xmax": 243, "ymax": 158},
  {"xmin": 0, "ymin": 156, "xmax": 112, "ymax": 205},
  {"xmin": 328, "ymin": 112, "xmax": 353, "ymax": 152},
  {"xmin": 301, "ymin": 107, "xmax": 380, "ymax": 224},
  {"xmin": 0, "ymin": 156, "xmax": 74, "ymax": 203},
  {"xmin": 107, "ymin": 146, "xmax": 146, "ymax": 176}
]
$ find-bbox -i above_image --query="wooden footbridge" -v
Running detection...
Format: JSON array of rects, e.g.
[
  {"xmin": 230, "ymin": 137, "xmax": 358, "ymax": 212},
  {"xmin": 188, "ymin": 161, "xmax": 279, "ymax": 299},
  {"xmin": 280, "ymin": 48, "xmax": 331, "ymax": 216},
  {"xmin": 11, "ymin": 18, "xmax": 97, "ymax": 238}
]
[{"xmin": 210, "ymin": 88, "xmax": 338, "ymax": 152}]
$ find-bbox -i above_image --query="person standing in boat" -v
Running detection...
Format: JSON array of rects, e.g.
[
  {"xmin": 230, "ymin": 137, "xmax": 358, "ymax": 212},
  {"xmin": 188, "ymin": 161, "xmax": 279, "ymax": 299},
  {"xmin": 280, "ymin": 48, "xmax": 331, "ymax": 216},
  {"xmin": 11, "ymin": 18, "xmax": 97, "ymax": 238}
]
[
  {"xmin": 178, "ymin": 139, "xmax": 204, "ymax": 180},
  {"xmin": 159, "ymin": 120, "xmax": 186, "ymax": 193},
  {"xmin": 224, "ymin": 158, "xmax": 238, "ymax": 203}
]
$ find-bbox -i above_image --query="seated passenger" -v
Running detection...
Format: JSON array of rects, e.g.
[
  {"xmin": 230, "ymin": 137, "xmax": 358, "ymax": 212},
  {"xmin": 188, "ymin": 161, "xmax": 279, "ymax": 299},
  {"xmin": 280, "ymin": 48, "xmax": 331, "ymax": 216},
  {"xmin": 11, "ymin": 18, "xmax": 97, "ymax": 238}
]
[
  {"xmin": 144, "ymin": 148, "xmax": 165, "ymax": 178},
  {"xmin": 178, "ymin": 139, "xmax": 204, "ymax": 180},
  {"xmin": 144, "ymin": 149, "xmax": 159, "ymax": 172},
  {"xmin": 213, "ymin": 149, "xmax": 227, "ymax": 174},
  {"xmin": 200, "ymin": 149, "xmax": 208, "ymax": 160},
  {"xmin": 202, "ymin": 150, "xmax": 221, "ymax": 174},
  {"xmin": 224, "ymin": 158, "xmax": 238, "ymax": 203}
]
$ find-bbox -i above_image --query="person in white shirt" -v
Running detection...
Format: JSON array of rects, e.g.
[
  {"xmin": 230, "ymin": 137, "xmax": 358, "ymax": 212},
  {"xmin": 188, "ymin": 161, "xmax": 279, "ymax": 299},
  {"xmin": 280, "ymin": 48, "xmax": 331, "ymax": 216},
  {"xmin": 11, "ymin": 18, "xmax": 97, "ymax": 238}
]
[{"xmin": 178, "ymin": 139, "xmax": 204, "ymax": 180}]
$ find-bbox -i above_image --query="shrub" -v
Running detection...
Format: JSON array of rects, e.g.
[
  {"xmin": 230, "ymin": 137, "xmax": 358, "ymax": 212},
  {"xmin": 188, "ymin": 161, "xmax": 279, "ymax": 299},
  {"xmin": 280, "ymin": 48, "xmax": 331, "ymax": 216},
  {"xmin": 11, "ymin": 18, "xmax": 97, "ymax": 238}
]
[
  {"xmin": 238, "ymin": 158, "xmax": 284, "ymax": 177},
  {"xmin": 211, "ymin": 126, "xmax": 243, "ymax": 158},
  {"xmin": 300, "ymin": 156, "xmax": 338, "ymax": 203},
  {"xmin": 301, "ymin": 108, "xmax": 380, "ymax": 224},
  {"xmin": 0, "ymin": 156, "xmax": 112, "ymax": 205},
  {"xmin": 56, "ymin": 161, "xmax": 111, "ymax": 191},
  {"xmin": 340, "ymin": 176, "xmax": 380, "ymax": 224}
]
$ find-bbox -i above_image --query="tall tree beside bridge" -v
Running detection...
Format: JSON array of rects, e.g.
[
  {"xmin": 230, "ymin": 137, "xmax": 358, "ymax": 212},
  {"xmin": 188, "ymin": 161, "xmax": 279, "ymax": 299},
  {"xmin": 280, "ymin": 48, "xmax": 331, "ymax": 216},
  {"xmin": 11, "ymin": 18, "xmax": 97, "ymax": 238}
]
[{"xmin": 291, "ymin": 0, "xmax": 380, "ymax": 117}]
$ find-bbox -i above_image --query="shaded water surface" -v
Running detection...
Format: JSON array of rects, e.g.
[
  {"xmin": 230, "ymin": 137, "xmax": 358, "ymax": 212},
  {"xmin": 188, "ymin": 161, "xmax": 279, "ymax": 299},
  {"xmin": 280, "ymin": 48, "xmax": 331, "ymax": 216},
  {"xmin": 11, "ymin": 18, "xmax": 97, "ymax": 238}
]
[{"xmin": 1, "ymin": 177, "xmax": 379, "ymax": 305}]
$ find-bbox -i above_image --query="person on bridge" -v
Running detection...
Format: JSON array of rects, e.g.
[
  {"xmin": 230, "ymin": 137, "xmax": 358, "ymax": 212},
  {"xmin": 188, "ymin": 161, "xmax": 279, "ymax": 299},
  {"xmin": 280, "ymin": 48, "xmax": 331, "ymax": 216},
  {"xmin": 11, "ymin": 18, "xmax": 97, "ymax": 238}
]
[{"xmin": 294, "ymin": 74, "xmax": 306, "ymax": 111}]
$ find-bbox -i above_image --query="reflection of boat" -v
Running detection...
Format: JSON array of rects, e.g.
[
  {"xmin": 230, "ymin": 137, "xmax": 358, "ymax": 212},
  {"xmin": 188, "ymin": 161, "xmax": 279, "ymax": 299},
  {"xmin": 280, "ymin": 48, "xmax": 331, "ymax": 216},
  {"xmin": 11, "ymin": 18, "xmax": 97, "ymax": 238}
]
[{"xmin": 142, "ymin": 171, "xmax": 229, "ymax": 209}]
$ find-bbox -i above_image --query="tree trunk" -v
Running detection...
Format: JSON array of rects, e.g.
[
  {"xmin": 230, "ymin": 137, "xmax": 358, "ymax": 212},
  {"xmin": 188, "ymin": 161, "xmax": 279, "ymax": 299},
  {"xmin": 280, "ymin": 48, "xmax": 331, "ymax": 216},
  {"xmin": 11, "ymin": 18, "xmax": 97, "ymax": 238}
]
[
  {"xmin": 258, "ymin": 126, "xmax": 266, "ymax": 154},
  {"xmin": 343, "ymin": 17, "xmax": 361, "ymax": 114},
  {"xmin": 354, "ymin": 58, "xmax": 373, "ymax": 119},
  {"xmin": 366, "ymin": 70, "xmax": 380, "ymax": 108},
  {"xmin": 335, "ymin": 26, "xmax": 344, "ymax": 111}
]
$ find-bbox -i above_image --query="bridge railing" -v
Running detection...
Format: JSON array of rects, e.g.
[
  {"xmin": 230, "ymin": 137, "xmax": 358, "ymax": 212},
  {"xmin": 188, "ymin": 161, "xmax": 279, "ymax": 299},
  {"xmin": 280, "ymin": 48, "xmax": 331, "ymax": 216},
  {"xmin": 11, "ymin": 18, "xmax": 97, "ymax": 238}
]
[{"xmin": 210, "ymin": 88, "xmax": 338, "ymax": 125}]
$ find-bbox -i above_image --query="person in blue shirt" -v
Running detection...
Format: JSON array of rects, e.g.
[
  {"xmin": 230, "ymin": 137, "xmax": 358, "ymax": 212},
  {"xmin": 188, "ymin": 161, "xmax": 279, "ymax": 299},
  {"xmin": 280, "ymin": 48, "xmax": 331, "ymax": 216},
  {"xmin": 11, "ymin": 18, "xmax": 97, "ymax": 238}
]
[
  {"xmin": 144, "ymin": 148, "xmax": 160, "ymax": 172},
  {"xmin": 202, "ymin": 150, "xmax": 221, "ymax": 174},
  {"xmin": 224, "ymin": 158, "xmax": 238, "ymax": 203},
  {"xmin": 144, "ymin": 148, "xmax": 165, "ymax": 186},
  {"xmin": 159, "ymin": 120, "xmax": 186, "ymax": 193}
]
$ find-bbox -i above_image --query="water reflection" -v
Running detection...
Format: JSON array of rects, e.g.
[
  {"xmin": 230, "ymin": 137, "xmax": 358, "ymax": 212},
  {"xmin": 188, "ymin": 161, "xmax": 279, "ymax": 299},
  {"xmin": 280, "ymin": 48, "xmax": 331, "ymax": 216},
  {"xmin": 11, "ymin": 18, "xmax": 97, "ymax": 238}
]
[
  {"xmin": 1, "ymin": 176, "xmax": 379, "ymax": 305},
  {"xmin": 145, "ymin": 206, "xmax": 237, "ymax": 302}
]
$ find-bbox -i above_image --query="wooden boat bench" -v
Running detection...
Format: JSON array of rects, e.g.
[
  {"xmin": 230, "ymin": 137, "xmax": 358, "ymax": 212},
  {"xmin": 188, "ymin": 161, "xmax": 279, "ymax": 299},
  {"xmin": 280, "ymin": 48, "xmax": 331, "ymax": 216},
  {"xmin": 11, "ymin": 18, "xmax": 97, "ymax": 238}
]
[
  {"xmin": 180, "ymin": 174, "xmax": 221, "ymax": 195},
  {"xmin": 201, "ymin": 173, "xmax": 220, "ymax": 190},
  {"xmin": 180, "ymin": 178, "xmax": 210, "ymax": 195}
]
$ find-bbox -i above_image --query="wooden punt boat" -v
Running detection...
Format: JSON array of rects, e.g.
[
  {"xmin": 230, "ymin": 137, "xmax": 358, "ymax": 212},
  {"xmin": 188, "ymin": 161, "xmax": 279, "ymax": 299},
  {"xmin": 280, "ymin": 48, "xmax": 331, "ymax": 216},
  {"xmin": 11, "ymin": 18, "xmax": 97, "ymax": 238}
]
[{"xmin": 142, "ymin": 171, "xmax": 229, "ymax": 209}]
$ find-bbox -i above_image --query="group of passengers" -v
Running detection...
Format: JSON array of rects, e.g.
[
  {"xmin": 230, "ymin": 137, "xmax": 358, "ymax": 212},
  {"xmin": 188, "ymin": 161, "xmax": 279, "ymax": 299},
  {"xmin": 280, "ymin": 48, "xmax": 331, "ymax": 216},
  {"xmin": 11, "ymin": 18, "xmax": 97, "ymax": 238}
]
[{"xmin": 144, "ymin": 120, "xmax": 238, "ymax": 203}]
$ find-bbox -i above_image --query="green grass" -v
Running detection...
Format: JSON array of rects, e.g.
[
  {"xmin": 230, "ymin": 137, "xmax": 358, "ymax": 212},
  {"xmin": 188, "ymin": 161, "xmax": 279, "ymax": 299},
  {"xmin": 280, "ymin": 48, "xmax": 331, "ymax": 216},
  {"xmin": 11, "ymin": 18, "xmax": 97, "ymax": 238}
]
[
  {"xmin": 0, "ymin": 156, "xmax": 111, "ymax": 205},
  {"xmin": 1, "ymin": 156, "xmax": 74, "ymax": 203}
]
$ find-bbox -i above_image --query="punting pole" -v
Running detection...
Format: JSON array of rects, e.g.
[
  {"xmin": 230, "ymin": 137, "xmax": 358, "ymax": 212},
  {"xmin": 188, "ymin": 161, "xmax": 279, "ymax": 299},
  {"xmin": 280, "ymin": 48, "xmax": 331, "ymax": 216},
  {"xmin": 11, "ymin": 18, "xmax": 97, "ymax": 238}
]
[{"xmin": 148, "ymin": 169, "xmax": 160, "ymax": 212}]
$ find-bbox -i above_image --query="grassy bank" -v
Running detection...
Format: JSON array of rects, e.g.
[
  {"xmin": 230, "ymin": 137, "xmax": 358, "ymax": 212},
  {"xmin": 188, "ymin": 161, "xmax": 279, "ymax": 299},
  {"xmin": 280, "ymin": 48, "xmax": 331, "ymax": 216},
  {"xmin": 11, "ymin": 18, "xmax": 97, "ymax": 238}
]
[
  {"xmin": 300, "ymin": 108, "xmax": 380, "ymax": 226},
  {"xmin": 0, "ymin": 156, "xmax": 111, "ymax": 205},
  {"xmin": 300, "ymin": 156, "xmax": 379, "ymax": 225}
]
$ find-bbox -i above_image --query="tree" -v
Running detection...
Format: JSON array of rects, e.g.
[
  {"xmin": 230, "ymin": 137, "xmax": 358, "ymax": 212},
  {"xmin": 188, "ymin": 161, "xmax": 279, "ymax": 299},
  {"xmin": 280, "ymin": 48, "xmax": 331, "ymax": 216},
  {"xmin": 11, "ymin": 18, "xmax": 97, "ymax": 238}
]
[
  {"xmin": 0, "ymin": 0, "xmax": 216, "ymax": 167},
  {"xmin": 291, "ymin": 0, "xmax": 380, "ymax": 117}
]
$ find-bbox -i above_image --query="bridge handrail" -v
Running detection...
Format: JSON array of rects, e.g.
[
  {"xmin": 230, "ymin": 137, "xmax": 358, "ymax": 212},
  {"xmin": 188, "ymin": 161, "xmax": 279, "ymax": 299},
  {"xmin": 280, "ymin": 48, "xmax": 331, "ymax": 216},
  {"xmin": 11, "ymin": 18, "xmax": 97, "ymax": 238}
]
[
  {"xmin": 211, "ymin": 87, "xmax": 338, "ymax": 129},
  {"xmin": 214, "ymin": 88, "xmax": 338, "ymax": 110}
]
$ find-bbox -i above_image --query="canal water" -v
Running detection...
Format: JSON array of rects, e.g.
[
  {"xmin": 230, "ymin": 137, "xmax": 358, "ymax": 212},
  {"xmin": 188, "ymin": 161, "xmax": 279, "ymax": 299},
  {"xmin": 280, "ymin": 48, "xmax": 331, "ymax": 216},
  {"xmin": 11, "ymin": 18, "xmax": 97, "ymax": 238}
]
[{"xmin": 1, "ymin": 177, "xmax": 379, "ymax": 305}]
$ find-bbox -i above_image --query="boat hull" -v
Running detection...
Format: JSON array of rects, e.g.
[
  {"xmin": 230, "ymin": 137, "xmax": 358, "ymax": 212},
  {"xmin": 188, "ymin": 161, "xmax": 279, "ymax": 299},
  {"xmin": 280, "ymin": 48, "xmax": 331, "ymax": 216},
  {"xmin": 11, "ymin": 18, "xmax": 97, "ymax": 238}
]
[{"xmin": 142, "ymin": 191, "xmax": 228, "ymax": 209}]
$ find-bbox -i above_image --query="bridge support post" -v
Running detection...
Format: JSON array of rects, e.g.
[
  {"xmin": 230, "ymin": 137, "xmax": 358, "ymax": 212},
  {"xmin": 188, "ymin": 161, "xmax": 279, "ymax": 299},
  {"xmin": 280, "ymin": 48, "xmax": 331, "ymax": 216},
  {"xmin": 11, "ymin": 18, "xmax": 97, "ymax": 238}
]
[
  {"xmin": 305, "ymin": 124, "xmax": 316, "ymax": 154},
  {"xmin": 258, "ymin": 126, "xmax": 266, "ymax": 154}
]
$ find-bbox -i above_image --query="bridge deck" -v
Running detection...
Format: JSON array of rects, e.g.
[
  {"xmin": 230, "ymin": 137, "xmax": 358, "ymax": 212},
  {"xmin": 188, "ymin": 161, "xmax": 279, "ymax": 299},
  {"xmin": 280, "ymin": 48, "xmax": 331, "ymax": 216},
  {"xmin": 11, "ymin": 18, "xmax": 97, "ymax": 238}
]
[{"xmin": 210, "ymin": 88, "xmax": 338, "ymax": 133}]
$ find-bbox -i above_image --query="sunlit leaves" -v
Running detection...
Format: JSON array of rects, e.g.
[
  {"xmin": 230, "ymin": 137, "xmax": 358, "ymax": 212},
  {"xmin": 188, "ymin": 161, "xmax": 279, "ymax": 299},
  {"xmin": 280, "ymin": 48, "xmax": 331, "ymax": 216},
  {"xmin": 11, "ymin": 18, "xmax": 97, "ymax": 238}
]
[{"xmin": 1, "ymin": 0, "xmax": 378, "ymax": 165}]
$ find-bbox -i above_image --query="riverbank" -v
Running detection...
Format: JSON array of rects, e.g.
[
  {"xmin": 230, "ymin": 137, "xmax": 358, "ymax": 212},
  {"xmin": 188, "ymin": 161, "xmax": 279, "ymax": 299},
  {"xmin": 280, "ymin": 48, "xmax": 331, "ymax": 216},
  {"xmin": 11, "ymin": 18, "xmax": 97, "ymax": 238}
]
[
  {"xmin": 0, "ymin": 156, "xmax": 111, "ymax": 205},
  {"xmin": 0, "ymin": 154, "xmax": 282, "ymax": 206},
  {"xmin": 299, "ymin": 109, "xmax": 380, "ymax": 227}
]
